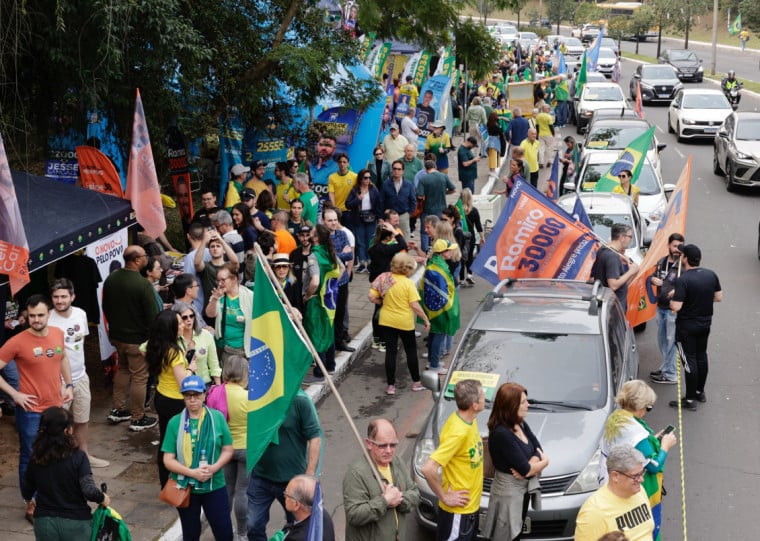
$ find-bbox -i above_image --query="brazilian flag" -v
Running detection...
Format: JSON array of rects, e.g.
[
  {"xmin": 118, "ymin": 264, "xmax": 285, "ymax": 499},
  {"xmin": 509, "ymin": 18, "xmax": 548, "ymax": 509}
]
[
  {"xmin": 729, "ymin": 14, "xmax": 742, "ymax": 36},
  {"xmin": 420, "ymin": 253, "xmax": 460, "ymax": 336},
  {"xmin": 594, "ymin": 126, "xmax": 655, "ymax": 192},
  {"xmin": 304, "ymin": 244, "xmax": 340, "ymax": 353},
  {"xmin": 576, "ymin": 51, "xmax": 587, "ymax": 97},
  {"xmin": 246, "ymin": 257, "xmax": 313, "ymax": 473},
  {"xmin": 456, "ymin": 198, "xmax": 470, "ymax": 233}
]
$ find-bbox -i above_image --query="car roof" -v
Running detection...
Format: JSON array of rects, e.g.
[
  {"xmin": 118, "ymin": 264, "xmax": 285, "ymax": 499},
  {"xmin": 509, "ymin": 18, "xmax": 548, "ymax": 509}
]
[
  {"xmin": 583, "ymin": 151, "xmax": 654, "ymax": 167},
  {"xmin": 589, "ymin": 117, "xmax": 650, "ymax": 129},
  {"xmin": 591, "ymin": 108, "xmax": 640, "ymax": 119},
  {"xmin": 678, "ymin": 88, "xmax": 724, "ymax": 96},
  {"xmin": 584, "ymin": 82, "xmax": 623, "ymax": 89},
  {"xmin": 558, "ymin": 192, "xmax": 636, "ymax": 215},
  {"xmin": 475, "ymin": 280, "xmax": 608, "ymax": 335},
  {"xmin": 599, "ymin": 47, "xmax": 616, "ymax": 55}
]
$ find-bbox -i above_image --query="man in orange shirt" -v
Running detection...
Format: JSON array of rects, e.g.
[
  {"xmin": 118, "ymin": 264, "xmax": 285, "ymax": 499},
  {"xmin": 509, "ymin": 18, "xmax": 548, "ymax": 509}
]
[{"xmin": 271, "ymin": 210, "xmax": 297, "ymax": 255}]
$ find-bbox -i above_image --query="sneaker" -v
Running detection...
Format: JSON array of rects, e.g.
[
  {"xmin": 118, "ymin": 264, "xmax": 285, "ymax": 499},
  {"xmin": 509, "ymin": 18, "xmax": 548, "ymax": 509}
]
[
  {"xmin": 649, "ymin": 369, "xmax": 662, "ymax": 377},
  {"xmin": 438, "ymin": 367, "xmax": 449, "ymax": 376},
  {"xmin": 669, "ymin": 398, "xmax": 697, "ymax": 411},
  {"xmin": 356, "ymin": 264, "xmax": 367, "ymax": 274},
  {"xmin": 650, "ymin": 374, "xmax": 677, "ymax": 385},
  {"xmin": 303, "ymin": 374, "xmax": 325, "ymax": 384},
  {"xmin": 386, "ymin": 385, "xmax": 396, "ymax": 395},
  {"xmin": 695, "ymin": 392, "xmax": 707, "ymax": 403},
  {"xmin": 107, "ymin": 408, "xmax": 131, "ymax": 423},
  {"xmin": 415, "ymin": 331, "xmax": 421, "ymax": 337},
  {"xmin": 88, "ymin": 455, "xmax": 110, "ymax": 468},
  {"xmin": 371, "ymin": 340, "xmax": 381, "ymax": 349},
  {"xmin": 466, "ymin": 277, "xmax": 476, "ymax": 285},
  {"xmin": 129, "ymin": 415, "xmax": 158, "ymax": 432},
  {"xmin": 412, "ymin": 382, "xmax": 425, "ymax": 392},
  {"xmin": 377, "ymin": 343, "xmax": 386, "ymax": 353},
  {"xmin": 422, "ymin": 352, "xmax": 429, "ymax": 358},
  {"xmin": 410, "ymin": 233, "xmax": 415, "ymax": 239}
]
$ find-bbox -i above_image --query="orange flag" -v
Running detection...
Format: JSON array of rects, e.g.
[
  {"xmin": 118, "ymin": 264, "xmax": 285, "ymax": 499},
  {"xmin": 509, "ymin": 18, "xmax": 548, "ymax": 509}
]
[
  {"xmin": 126, "ymin": 88, "xmax": 166, "ymax": 239},
  {"xmin": 635, "ymin": 80, "xmax": 644, "ymax": 118},
  {"xmin": 625, "ymin": 157, "xmax": 691, "ymax": 327},
  {"xmin": 76, "ymin": 145, "xmax": 124, "ymax": 198},
  {"xmin": 0, "ymin": 134, "xmax": 30, "ymax": 295}
]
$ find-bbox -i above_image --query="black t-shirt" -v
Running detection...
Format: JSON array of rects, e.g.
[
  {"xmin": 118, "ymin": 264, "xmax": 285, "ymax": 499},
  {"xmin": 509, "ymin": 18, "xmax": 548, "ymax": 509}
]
[
  {"xmin": 192, "ymin": 206, "xmax": 220, "ymax": 227},
  {"xmin": 489, "ymin": 422, "xmax": 541, "ymax": 477},
  {"xmin": 591, "ymin": 246, "xmax": 627, "ymax": 308},
  {"xmin": 673, "ymin": 267, "xmax": 721, "ymax": 324},
  {"xmin": 654, "ymin": 255, "xmax": 679, "ymax": 308}
]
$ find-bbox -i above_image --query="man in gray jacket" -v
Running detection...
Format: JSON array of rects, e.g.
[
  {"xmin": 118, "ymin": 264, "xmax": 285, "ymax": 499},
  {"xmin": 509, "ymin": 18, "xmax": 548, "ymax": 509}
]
[{"xmin": 343, "ymin": 418, "xmax": 420, "ymax": 541}]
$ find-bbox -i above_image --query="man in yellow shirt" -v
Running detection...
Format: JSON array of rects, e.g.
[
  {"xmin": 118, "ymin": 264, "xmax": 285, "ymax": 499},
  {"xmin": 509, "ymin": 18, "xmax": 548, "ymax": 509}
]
[
  {"xmin": 244, "ymin": 160, "xmax": 269, "ymax": 196},
  {"xmin": 519, "ymin": 128, "xmax": 540, "ymax": 188},
  {"xmin": 535, "ymin": 103, "xmax": 555, "ymax": 168},
  {"xmin": 274, "ymin": 161, "xmax": 297, "ymax": 210},
  {"xmin": 399, "ymin": 76, "xmax": 420, "ymax": 109},
  {"xmin": 421, "ymin": 379, "xmax": 485, "ymax": 541},
  {"xmin": 328, "ymin": 153, "xmax": 357, "ymax": 213}
]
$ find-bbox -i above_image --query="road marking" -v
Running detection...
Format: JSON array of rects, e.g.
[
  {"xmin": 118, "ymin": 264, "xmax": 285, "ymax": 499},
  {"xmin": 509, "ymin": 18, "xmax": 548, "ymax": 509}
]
[
  {"xmin": 674, "ymin": 147, "xmax": 685, "ymax": 159},
  {"xmin": 656, "ymin": 125, "xmax": 664, "ymax": 134}
]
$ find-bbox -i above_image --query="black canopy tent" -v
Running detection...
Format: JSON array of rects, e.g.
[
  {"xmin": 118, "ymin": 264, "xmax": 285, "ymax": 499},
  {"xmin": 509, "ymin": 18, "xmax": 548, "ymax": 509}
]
[{"xmin": 11, "ymin": 170, "xmax": 136, "ymax": 274}]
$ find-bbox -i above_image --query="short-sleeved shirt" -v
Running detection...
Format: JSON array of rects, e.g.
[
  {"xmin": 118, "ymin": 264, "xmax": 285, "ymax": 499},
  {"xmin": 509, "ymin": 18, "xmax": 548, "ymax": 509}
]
[
  {"xmin": 274, "ymin": 229, "xmax": 298, "ymax": 255},
  {"xmin": 328, "ymin": 171, "xmax": 358, "ymax": 210},
  {"xmin": 253, "ymin": 391, "xmax": 322, "ymax": 482},
  {"xmin": 226, "ymin": 383, "xmax": 249, "ymax": 449},
  {"xmin": 374, "ymin": 274, "xmax": 420, "ymax": 331},
  {"xmin": 0, "ymin": 328, "xmax": 66, "ymax": 413},
  {"xmin": 161, "ymin": 408, "xmax": 233, "ymax": 493},
  {"xmin": 591, "ymin": 246, "xmax": 628, "ymax": 309},
  {"xmin": 574, "ymin": 484, "xmax": 654, "ymax": 541},
  {"xmin": 535, "ymin": 112, "xmax": 554, "ymax": 137},
  {"xmin": 519, "ymin": 138, "xmax": 540, "ymax": 173},
  {"xmin": 298, "ymin": 190, "xmax": 320, "ymax": 226},
  {"xmin": 417, "ymin": 171, "xmax": 456, "ymax": 216},
  {"xmin": 457, "ymin": 145, "xmax": 477, "ymax": 185},
  {"xmin": 156, "ymin": 349, "xmax": 187, "ymax": 400},
  {"xmin": 48, "ymin": 308, "xmax": 89, "ymax": 381},
  {"xmin": 429, "ymin": 412, "xmax": 483, "ymax": 514},
  {"xmin": 276, "ymin": 180, "xmax": 297, "ymax": 210},
  {"xmin": 612, "ymin": 184, "xmax": 640, "ymax": 202},
  {"xmin": 222, "ymin": 295, "xmax": 245, "ymax": 349},
  {"xmin": 245, "ymin": 178, "xmax": 269, "ymax": 197},
  {"xmin": 673, "ymin": 267, "xmax": 722, "ymax": 325}
]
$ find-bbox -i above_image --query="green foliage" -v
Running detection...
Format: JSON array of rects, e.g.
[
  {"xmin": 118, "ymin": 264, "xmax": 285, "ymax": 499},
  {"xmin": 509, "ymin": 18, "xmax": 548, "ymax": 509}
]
[
  {"xmin": 454, "ymin": 19, "xmax": 502, "ymax": 79},
  {"xmin": 573, "ymin": 3, "xmax": 605, "ymax": 26},
  {"xmin": 628, "ymin": 6, "xmax": 656, "ymax": 39},
  {"xmin": 545, "ymin": 0, "xmax": 575, "ymax": 30},
  {"xmin": 739, "ymin": 0, "xmax": 760, "ymax": 33},
  {"xmin": 607, "ymin": 16, "xmax": 628, "ymax": 41}
]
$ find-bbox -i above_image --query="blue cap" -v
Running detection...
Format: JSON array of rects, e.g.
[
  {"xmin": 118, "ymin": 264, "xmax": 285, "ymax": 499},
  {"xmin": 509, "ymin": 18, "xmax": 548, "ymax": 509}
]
[{"xmin": 180, "ymin": 375, "xmax": 206, "ymax": 394}]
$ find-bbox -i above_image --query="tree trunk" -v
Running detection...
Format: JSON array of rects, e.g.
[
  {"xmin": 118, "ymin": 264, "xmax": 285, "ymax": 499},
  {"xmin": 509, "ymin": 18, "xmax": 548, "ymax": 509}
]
[{"xmin": 656, "ymin": 15, "xmax": 663, "ymax": 59}]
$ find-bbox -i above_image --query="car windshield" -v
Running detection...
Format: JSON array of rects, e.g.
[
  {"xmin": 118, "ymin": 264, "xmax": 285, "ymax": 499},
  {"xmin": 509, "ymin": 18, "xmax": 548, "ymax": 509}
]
[
  {"xmin": 735, "ymin": 119, "xmax": 760, "ymax": 140},
  {"xmin": 598, "ymin": 49, "xmax": 616, "ymax": 60},
  {"xmin": 588, "ymin": 213, "xmax": 637, "ymax": 245},
  {"xmin": 669, "ymin": 50, "xmax": 697, "ymax": 62},
  {"xmin": 586, "ymin": 125, "xmax": 654, "ymax": 151},
  {"xmin": 682, "ymin": 93, "xmax": 730, "ymax": 109},
  {"xmin": 583, "ymin": 87, "xmax": 624, "ymax": 101},
  {"xmin": 521, "ymin": 32, "xmax": 538, "ymax": 39},
  {"xmin": 601, "ymin": 38, "xmax": 616, "ymax": 48},
  {"xmin": 452, "ymin": 329, "xmax": 607, "ymax": 409},
  {"xmin": 580, "ymin": 161, "xmax": 661, "ymax": 195},
  {"xmin": 564, "ymin": 37, "xmax": 583, "ymax": 47},
  {"xmin": 642, "ymin": 66, "xmax": 676, "ymax": 79}
]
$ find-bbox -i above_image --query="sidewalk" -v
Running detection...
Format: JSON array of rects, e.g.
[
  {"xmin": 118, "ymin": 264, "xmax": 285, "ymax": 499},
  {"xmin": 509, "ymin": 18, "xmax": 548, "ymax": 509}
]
[{"xmin": 0, "ymin": 140, "xmax": 511, "ymax": 541}]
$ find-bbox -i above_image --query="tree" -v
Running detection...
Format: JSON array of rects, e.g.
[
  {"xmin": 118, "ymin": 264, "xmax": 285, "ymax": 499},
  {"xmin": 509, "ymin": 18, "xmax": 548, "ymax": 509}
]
[
  {"xmin": 573, "ymin": 3, "xmax": 605, "ymax": 26},
  {"xmin": 628, "ymin": 6, "xmax": 656, "ymax": 53},
  {"xmin": 664, "ymin": 0, "xmax": 711, "ymax": 48},
  {"xmin": 455, "ymin": 20, "xmax": 503, "ymax": 79},
  {"xmin": 739, "ymin": 0, "xmax": 760, "ymax": 33},
  {"xmin": 546, "ymin": 0, "xmax": 576, "ymax": 34}
]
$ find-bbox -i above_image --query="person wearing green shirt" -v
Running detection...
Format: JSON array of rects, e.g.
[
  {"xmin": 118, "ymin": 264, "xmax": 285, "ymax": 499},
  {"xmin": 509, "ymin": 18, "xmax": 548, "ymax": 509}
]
[
  {"xmin": 293, "ymin": 172, "xmax": 319, "ymax": 226},
  {"xmin": 555, "ymin": 73, "xmax": 570, "ymax": 128}
]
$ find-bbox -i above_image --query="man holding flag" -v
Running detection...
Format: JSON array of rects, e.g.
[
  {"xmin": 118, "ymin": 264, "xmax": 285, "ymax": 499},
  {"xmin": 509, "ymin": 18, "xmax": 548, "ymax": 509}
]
[
  {"xmin": 590, "ymin": 224, "xmax": 640, "ymax": 313},
  {"xmin": 650, "ymin": 234, "xmax": 685, "ymax": 385}
]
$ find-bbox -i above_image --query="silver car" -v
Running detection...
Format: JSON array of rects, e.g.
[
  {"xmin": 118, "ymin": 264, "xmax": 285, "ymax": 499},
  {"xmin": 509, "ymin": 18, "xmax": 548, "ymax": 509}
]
[
  {"xmin": 713, "ymin": 111, "xmax": 760, "ymax": 191},
  {"xmin": 412, "ymin": 279, "xmax": 639, "ymax": 540}
]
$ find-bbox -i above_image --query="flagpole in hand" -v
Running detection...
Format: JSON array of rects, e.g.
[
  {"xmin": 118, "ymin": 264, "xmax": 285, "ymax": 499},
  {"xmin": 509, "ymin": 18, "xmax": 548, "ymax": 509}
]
[{"xmin": 253, "ymin": 244, "xmax": 386, "ymax": 490}]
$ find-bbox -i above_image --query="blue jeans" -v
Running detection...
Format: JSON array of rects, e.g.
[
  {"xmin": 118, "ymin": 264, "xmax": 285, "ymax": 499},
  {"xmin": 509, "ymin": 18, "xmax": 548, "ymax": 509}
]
[
  {"xmin": 461, "ymin": 178, "xmax": 475, "ymax": 193},
  {"xmin": 444, "ymin": 334, "xmax": 453, "ymax": 356},
  {"xmin": 656, "ymin": 307, "xmax": 677, "ymax": 380},
  {"xmin": 0, "ymin": 359, "xmax": 19, "ymax": 403},
  {"xmin": 557, "ymin": 101, "xmax": 568, "ymax": 126},
  {"xmin": 428, "ymin": 333, "xmax": 446, "ymax": 369},
  {"xmin": 354, "ymin": 220, "xmax": 376, "ymax": 263},
  {"xmin": 247, "ymin": 475, "xmax": 294, "ymax": 541},
  {"xmin": 16, "ymin": 407, "xmax": 41, "ymax": 496},
  {"xmin": 177, "ymin": 487, "xmax": 233, "ymax": 541}
]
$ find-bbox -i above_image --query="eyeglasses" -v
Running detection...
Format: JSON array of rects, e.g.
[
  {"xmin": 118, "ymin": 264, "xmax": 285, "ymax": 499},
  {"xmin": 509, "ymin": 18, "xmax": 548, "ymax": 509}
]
[
  {"xmin": 217, "ymin": 277, "xmax": 229, "ymax": 282},
  {"xmin": 369, "ymin": 440, "xmax": 399, "ymax": 450},
  {"xmin": 645, "ymin": 405, "xmax": 653, "ymax": 412},
  {"xmin": 189, "ymin": 284, "xmax": 199, "ymax": 289},
  {"xmin": 273, "ymin": 264, "xmax": 290, "ymax": 269},
  {"xmin": 615, "ymin": 468, "xmax": 646, "ymax": 482},
  {"xmin": 283, "ymin": 491, "xmax": 299, "ymax": 502},
  {"xmin": 362, "ymin": 175, "xmax": 372, "ymax": 179},
  {"xmin": 181, "ymin": 314, "xmax": 195, "ymax": 321},
  {"xmin": 374, "ymin": 152, "xmax": 383, "ymax": 156},
  {"xmin": 183, "ymin": 392, "xmax": 203, "ymax": 400}
]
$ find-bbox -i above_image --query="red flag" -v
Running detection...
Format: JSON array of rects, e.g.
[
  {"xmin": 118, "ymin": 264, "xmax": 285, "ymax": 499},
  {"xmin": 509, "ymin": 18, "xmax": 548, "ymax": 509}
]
[
  {"xmin": 0, "ymin": 134, "xmax": 31, "ymax": 294},
  {"xmin": 625, "ymin": 157, "xmax": 691, "ymax": 327},
  {"xmin": 126, "ymin": 88, "xmax": 166, "ymax": 239},
  {"xmin": 635, "ymin": 80, "xmax": 644, "ymax": 118},
  {"xmin": 76, "ymin": 145, "xmax": 124, "ymax": 198}
]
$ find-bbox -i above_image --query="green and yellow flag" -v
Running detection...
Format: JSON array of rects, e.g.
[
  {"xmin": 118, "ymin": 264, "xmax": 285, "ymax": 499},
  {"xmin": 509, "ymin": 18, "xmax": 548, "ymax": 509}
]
[
  {"xmin": 304, "ymin": 244, "xmax": 340, "ymax": 353},
  {"xmin": 594, "ymin": 126, "xmax": 655, "ymax": 192},
  {"xmin": 246, "ymin": 257, "xmax": 313, "ymax": 473},
  {"xmin": 729, "ymin": 14, "xmax": 742, "ymax": 36},
  {"xmin": 456, "ymin": 198, "xmax": 470, "ymax": 233},
  {"xmin": 420, "ymin": 253, "xmax": 461, "ymax": 336},
  {"xmin": 576, "ymin": 51, "xmax": 587, "ymax": 97}
]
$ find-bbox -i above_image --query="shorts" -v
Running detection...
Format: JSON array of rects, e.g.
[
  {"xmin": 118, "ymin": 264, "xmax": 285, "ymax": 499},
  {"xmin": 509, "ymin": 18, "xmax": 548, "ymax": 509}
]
[
  {"xmin": 62, "ymin": 372, "xmax": 91, "ymax": 423},
  {"xmin": 436, "ymin": 509, "xmax": 479, "ymax": 541}
]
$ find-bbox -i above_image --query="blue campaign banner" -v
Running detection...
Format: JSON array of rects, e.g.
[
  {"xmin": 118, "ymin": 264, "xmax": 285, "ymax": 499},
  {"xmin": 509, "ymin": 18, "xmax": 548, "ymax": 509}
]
[
  {"xmin": 417, "ymin": 75, "xmax": 454, "ymax": 151},
  {"xmin": 315, "ymin": 107, "xmax": 360, "ymax": 149},
  {"xmin": 86, "ymin": 110, "xmax": 126, "ymax": 190},
  {"xmin": 47, "ymin": 124, "xmax": 84, "ymax": 184},
  {"xmin": 242, "ymin": 127, "xmax": 291, "ymax": 182},
  {"xmin": 471, "ymin": 179, "xmax": 599, "ymax": 285},
  {"xmin": 218, "ymin": 109, "xmax": 245, "ymax": 203}
]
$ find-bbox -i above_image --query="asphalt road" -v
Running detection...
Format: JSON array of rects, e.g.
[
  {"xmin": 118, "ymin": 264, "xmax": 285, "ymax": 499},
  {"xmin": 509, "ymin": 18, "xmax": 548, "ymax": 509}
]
[{"xmin": 310, "ymin": 59, "xmax": 760, "ymax": 541}]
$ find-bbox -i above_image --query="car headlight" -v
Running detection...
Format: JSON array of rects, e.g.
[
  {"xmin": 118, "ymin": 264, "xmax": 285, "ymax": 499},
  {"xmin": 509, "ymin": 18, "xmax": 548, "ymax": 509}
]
[
  {"xmin": 682, "ymin": 118, "xmax": 696, "ymax": 125},
  {"xmin": 697, "ymin": 65, "xmax": 704, "ymax": 73},
  {"xmin": 565, "ymin": 448, "xmax": 602, "ymax": 495},
  {"xmin": 734, "ymin": 149, "xmax": 754, "ymax": 161},
  {"xmin": 647, "ymin": 200, "xmax": 667, "ymax": 222},
  {"xmin": 413, "ymin": 437, "xmax": 436, "ymax": 477},
  {"xmin": 582, "ymin": 110, "xmax": 593, "ymax": 117}
]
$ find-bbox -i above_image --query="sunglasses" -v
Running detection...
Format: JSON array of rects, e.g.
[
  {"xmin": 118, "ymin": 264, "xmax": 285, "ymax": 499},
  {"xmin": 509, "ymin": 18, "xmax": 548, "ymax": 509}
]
[
  {"xmin": 273, "ymin": 264, "xmax": 290, "ymax": 269},
  {"xmin": 369, "ymin": 440, "xmax": 399, "ymax": 450},
  {"xmin": 181, "ymin": 314, "xmax": 195, "ymax": 321},
  {"xmin": 362, "ymin": 175, "xmax": 372, "ymax": 179}
]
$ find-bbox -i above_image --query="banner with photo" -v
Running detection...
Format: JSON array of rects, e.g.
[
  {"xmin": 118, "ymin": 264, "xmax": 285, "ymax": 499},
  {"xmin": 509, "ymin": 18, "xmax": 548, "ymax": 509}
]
[
  {"xmin": 166, "ymin": 126, "xmax": 194, "ymax": 225},
  {"xmin": 416, "ymin": 75, "xmax": 453, "ymax": 150}
]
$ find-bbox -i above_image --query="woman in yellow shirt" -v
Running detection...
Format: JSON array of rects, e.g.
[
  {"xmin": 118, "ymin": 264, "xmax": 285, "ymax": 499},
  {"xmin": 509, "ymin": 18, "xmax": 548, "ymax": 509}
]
[
  {"xmin": 612, "ymin": 169, "xmax": 640, "ymax": 207},
  {"xmin": 146, "ymin": 309, "xmax": 196, "ymax": 488},
  {"xmin": 426, "ymin": 122, "xmax": 453, "ymax": 174},
  {"xmin": 368, "ymin": 253, "xmax": 430, "ymax": 396}
]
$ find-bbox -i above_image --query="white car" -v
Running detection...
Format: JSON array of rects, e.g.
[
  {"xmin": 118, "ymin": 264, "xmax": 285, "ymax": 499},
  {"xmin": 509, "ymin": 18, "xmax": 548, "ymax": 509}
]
[
  {"xmin": 565, "ymin": 151, "xmax": 674, "ymax": 240},
  {"xmin": 559, "ymin": 36, "xmax": 585, "ymax": 60},
  {"xmin": 557, "ymin": 192, "xmax": 648, "ymax": 263},
  {"xmin": 575, "ymin": 82, "xmax": 628, "ymax": 134},
  {"xmin": 668, "ymin": 88, "xmax": 732, "ymax": 142},
  {"xmin": 582, "ymin": 117, "xmax": 666, "ymax": 173},
  {"xmin": 594, "ymin": 47, "xmax": 618, "ymax": 78}
]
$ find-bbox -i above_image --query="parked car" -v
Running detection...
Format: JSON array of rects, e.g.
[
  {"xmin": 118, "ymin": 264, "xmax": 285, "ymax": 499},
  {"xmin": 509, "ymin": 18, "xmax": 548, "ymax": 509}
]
[
  {"xmin": 586, "ymin": 108, "xmax": 642, "ymax": 132},
  {"xmin": 572, "ymin": 24, "xmax": 601, "ymax": 44},
  {"xmin": 567, "ymin": 151, "xmax": 673, "ymax": 240},
  {"xmin": 559, "ymin": 36, "xmax": 585, "ymax": 60},
  {"xmin": 530, "ymin": 17, "xmax": 551, "ymax": 28},
  {"xmin": 558, "ymin": 192, "xmax": 649, "ymax": 261},
  {"xmin": 594, "ymin": 47, "xmax": 618, "ymax": 78},
  {"xmin": 629, "ymin": 64, "xmax": 682, "ymax": 103},
  {"xmin": 713, "ymin": 111, "xmax": 760, "ymax": 191},
  {"xmin": 658, "ymin": 49, "xmax": 704, "ymax": 82},
  {"xmin": 600, "ymin": 37, "xmax": 619, "ymax": 56},
  {"xmin": 668, "ymin": 88, "xmax": 732, "ymax": 142},
  {"xmin": 575, "ymin": 82, "xmax": 629, "ymax": 134},
  {"xmin": 412, "ymin": 278, "xmax": 639, "ymax": 540},
  {"xmin": 582, "ymin": 117, "xmax": 666, "ymax": 172}
]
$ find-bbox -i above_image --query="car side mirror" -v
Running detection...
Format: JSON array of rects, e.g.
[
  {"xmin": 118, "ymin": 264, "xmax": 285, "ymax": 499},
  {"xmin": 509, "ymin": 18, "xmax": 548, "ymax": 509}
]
[
  {"xmin": 421, "ymin": 370, "xmax": 442, "ymax": 398},
  {"xmin": 717, "ymin": 129, "xmax": 729, "ymax": 138},
  {"xmin": 633, "ymin": 73, "xmax": 641, "ymax": 79},
  {"xmin": 563, "ymin": 181, "xmax": 576, "ymax": 192},
  {"xmin": 663, "ymin": 183, "xmax": 676, "ymax": 193},
  {"xmin": 657, "ymin": 143, "xmax": 667, "ymax": 152}
]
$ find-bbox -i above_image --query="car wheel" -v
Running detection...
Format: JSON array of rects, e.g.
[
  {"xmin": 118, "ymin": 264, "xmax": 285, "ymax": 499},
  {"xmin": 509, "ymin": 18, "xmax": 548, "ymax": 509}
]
[
  {"xmin": 676, "ymin": 121, "xmax": 684, "ymax": 143},
  {"xmin": 668, "ymin": 116, "xmax": 674, "ymax": 134},
  {"xmin": 726, "ymin": 161, "xmax": 737, "ymax": 192},
  {"xmin": 713, "ymin": 150, "xmax": 723, "ymax": 175},
  {"xmin": 757, "ymin": 221, "xmax": 760, "ymax": 260},
  {"xmin": 577, "ymin": 123, "xmax": 583, "ymax": 135},
  {"xmin": 634, "ymin": 322, "xmax": 647, "ymax": 332}
]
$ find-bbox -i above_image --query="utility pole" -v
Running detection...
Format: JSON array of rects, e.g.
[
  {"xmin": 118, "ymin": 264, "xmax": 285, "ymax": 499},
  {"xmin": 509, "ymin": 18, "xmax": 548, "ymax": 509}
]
[{"xmin": 709, "ymin": 0, "xmax": 718, "ymax": 75}]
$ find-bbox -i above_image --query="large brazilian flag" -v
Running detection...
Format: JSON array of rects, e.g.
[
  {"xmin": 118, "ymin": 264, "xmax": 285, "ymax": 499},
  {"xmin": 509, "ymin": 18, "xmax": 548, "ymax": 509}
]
[
  {"xmin": 594, "ymin": 126, "xmax": 655, "ymax": 193},
  {"xmin": 304, "ymin": 244, "xmax": 340, "ymax": 353},
  {"xmin": 420, "ymin": 253, "xmax": 460, "ymax": 336},
  {"xmin": 246, "ymin": 257, "xmax": 313, "ymax": 473}
]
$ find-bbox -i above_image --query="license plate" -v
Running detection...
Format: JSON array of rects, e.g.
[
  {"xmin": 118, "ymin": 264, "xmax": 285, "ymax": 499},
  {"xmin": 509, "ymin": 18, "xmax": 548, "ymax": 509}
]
[
  {"xmin": 522, "ymin": 516, "xmax": 532, "ymax": 534},
  {"xmin": 658, "ymin": 94, "xmax": 670, "ymax": 98},
  {"xmin": 704, "ymin": 127, "xmax": 718, "ymax": 133}
]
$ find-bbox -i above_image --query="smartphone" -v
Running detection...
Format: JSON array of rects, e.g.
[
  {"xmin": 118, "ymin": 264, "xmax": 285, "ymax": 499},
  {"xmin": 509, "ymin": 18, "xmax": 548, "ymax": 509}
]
[{"xmin": 658, "ymin": 424, "xmax": 675, "ymax": 440}]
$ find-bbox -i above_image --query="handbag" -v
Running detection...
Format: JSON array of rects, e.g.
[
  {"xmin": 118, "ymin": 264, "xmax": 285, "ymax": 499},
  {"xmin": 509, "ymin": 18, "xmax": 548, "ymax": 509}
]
[
  {"xmin": 159, "ymin": 480, "xmax": 191, "ymax": 508},
  {"xmin": 410, "ymin": 195, "xmax": 426, "ymax": 219},
  {"xmin": 359, "ymin": 210, "xmax": 376, "ymax": 223}
]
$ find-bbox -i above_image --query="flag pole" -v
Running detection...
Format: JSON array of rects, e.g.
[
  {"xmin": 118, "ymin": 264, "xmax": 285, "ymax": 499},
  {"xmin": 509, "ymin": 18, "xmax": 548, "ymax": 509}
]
[{"xmin": 253, "ymin": 244, "xmax": 386, "ymax": 490}]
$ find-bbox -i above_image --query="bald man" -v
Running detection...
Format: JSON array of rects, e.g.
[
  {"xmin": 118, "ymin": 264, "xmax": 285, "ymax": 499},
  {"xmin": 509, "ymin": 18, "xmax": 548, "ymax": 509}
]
[
  {"xmin": 279, "ymin": 475, "xmax": 335, "ymax": 541},
  {"xmin": 343, "ymin": 419, "xmax": 420, "ymax": 541}
]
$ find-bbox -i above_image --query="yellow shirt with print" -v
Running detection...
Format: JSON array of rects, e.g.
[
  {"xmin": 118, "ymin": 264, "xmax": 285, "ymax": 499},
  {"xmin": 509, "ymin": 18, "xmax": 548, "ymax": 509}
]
[
  {"xmin": 535, "ymin": 112, "xmax": 554, "ymax": 137},
  {"xmin": 373, "ymin": 274, "xmax": 420, "ymax": 331},
  {"xmin": 156, "ymin": 350, "xmax": 187, "ymax": 400},
  {"xmin": 276, "ymin": 179, "xmax": 297, "ymax": 210},
  {"xmin": 429, "ymin": 411, "xmax": 483, "ymax": 515},
  {"xmin": 612, "ymin": 183, "xmax": 640, "ymax": 201},
  {"xmin": 225, "ymin": 383, "xmax": 250, "ymax": 449},
  {"xmin": 520, "ymin": 138, "xmax": 540, "ymax": 173},
  {"xmin": 245, "ymin": 178, "xmax": 269, "ymax": 196},
  {"xmin": 328, "ymin": 171, "xmax": 357, "ymax": 210}
]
